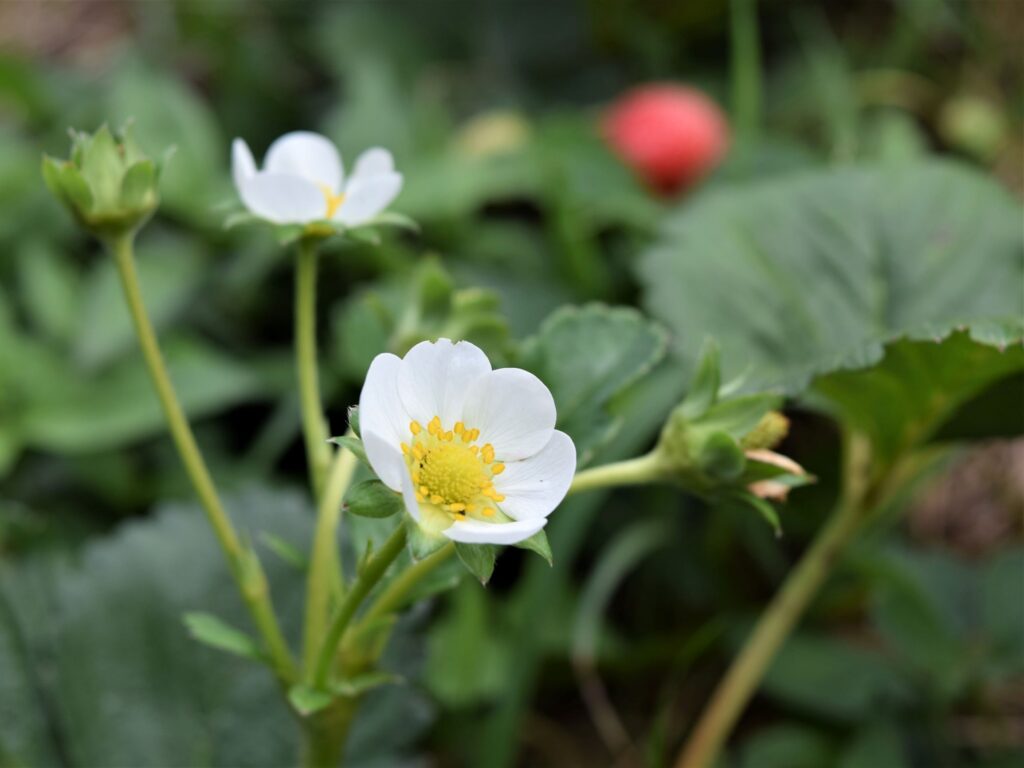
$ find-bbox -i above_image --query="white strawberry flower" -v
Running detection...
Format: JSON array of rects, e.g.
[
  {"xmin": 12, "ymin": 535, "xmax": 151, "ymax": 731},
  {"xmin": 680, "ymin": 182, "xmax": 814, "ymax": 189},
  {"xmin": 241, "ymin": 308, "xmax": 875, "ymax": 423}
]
[
  {"xmin": 358, "ymin": 339, "xmax": 576, "ymax": 545},
  {"xmin": 231, "ymin": 131, "xmax": 403, "ymax": 226}
]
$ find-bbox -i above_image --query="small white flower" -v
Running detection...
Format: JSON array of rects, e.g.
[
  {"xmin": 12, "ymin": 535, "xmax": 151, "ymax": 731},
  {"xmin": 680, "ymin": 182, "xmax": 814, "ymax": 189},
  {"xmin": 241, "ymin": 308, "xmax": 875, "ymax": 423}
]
[
  {"xmin": 231, "ymin": 131, "xmax": 403, "ymax": 226},
  {"xmin": 358, "ymin": 339, "xmax": 576, "ymax": 545}
]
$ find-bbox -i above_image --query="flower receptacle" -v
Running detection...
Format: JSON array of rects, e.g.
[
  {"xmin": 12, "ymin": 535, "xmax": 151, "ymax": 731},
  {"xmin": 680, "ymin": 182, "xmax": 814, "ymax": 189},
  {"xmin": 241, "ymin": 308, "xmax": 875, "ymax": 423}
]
[{"xmin": 42, "ymin": 124, "xmax": 167, "ymax": 240}]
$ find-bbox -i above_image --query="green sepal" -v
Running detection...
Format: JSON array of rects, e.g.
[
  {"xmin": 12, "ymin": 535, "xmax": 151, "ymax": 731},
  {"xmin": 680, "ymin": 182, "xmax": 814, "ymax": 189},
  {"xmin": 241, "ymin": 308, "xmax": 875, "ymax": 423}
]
[
  {"xmin": 455, "ymin": 542, "xmax": 497, "ymax": 585},
  {"xmin": 733, "ymin": 490, "xmax": 783, "ymax": 537},
  {"xmin": 406, "ymin": 518, "xmax": 448, "ymax": 561},
  {"xmin": 347, "ymin": 405, "xmax": 361, "ymax": 437},
  {"xmin": 695, "ymin": 430, "xmax": 746, "ymax": 481},
  {"xmin": 515, "ymin": 529, "xmax": 553, "ymax": 566},
  {"xmin": 183, "ymin": 612, "xmax": 264, "ymax": 662},
  {"xmin": 328, "ymin": 434, "xmax": 369, "ymax": 466},
  {"xmin": 120, "ymin": 160, "xmax": 156, "ymax": 210},
  {"xmin": 288, "ymin": 684, "xmax": 334, "ymax": 716},
  {"xmin": 368, "ymin": 211, "xmax": 420, "ymax": 232},
  {"xmin": 59, "ymin": 163, "xmax": 94, "ymax": 214},
  {"xmin": 80, "ymin": 124, "xmax": 120, "ymax": 209},
  {"xmin": 344, "ymin": 479, "xmax": 404, "ymax": 519},
  {"xmin": 680, "ymin": 338, "xmax": 720, "ymax": 420}
]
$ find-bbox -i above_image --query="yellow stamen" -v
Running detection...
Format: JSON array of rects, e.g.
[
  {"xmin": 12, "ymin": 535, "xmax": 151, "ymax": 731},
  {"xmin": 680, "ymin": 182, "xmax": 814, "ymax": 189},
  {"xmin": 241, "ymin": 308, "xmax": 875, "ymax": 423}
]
[
  {"xmin": 410, "ymin": 420, "xmax": 422, "ymax": 435},
  {"xmin": 491, "ymin": 463, "xmax": 505, "ymax": 475},
  {"xmin": 454, "ymin": 422, "xmax": 464, "ymax": 434},
  {"xmin": 401, "ymin": 442, "xmax": 410, "ymax": 455},
  {"xmin": 318, "ymin": 184, "xmax": 346, "ymax": 218}
]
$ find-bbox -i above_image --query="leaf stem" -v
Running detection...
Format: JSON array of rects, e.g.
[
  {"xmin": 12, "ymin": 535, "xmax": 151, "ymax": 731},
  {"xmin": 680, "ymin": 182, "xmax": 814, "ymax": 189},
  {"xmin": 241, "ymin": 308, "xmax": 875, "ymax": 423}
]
[
  {"xmin": 360, "ymin": 542, "xmax": 455, "ymax": 627},
  {"xmin": 303, "ymin": 444, "xmax": 360, "ymax": 672},
  {"xmin": 108, "ymin": 233, "xmax": 295, "ymax": 682},
  {"xmin": 568, "ymin": 453, "xmax": 664, "ymax": 496},
  {"xmin": 673, "ymin": 433, "xmax": 873, "ymax": 768},
  {"xmin": 312, "ymin": 524, "xmax": 408, "ymax": 689},
  {"xmin": 296, "ymin": 238, "xmax": 331, "ymax": 500}
]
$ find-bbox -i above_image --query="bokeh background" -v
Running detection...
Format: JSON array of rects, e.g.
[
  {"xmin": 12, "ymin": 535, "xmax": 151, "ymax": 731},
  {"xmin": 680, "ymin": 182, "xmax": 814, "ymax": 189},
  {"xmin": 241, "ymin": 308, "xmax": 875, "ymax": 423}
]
[{"xmin": 1, "ymin": 1, "xmax": 1022, "ymax": 766}]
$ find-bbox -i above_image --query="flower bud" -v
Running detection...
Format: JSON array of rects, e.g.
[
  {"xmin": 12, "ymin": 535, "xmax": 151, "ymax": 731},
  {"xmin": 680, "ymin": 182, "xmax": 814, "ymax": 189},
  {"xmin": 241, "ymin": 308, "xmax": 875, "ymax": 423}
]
[
  {"xmin": 42, "ymin": 124, "xmax": 164, "ymax": 239},
  {"xmin": 740, "ymin": 411, "xmax": 790, "ymax": 451}
]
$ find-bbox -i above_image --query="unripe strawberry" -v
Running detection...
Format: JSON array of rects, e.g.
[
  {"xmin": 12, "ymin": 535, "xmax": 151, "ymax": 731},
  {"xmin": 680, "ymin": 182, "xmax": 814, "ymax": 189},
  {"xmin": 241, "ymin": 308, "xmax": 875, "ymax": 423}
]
[{"xmin": 602, "ymin": 84, "xmax": 728, "ymax": 196}]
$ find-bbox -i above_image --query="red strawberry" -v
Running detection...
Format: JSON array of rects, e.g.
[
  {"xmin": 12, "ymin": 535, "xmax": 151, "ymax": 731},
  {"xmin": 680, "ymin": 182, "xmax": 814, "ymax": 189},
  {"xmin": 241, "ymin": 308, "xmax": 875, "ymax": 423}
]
[{"xmin": 603, "ymin": 84, "xmax": 729, "ymax": 196}]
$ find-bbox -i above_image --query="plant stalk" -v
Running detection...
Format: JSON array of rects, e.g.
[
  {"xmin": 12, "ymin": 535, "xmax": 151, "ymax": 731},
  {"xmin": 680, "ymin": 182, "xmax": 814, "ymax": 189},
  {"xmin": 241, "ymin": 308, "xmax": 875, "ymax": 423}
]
[
  {"xmin": 109, "ymin": 233, "xmax": 295, "ymax": 681},
  {"xmin": 312, "ymin": 524, "xmax": 409, "ymax": 689},
  {"xmin": 568, "ymin": 453, "xmax": 664, "ymax": 496},
  {"xmin": 730, "ymin": 0, "xmax": 763, "ymax": 149},
  {"xmin": 296, "ymin": 238, "xmax": 331, "ymax": 500},
  {"xmin": 303, "ymin": 445, "xmax": 359, "ymax": 671},
  {"xmin": 674, "ymin": 434, "xmax": 873, "ymax": 768}
]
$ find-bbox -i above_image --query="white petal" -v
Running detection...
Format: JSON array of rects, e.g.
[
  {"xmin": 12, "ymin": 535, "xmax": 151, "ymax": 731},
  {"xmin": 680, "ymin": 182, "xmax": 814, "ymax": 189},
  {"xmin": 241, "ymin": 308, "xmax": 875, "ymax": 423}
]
[
  {"xmin": 358, "ymin": 353, "xmax": 410, "ymax": 451},
  {"xmin": 264, "ymin": 131, "xmax": 343, "ymax": 191},
  {"xmin": 237, "ymin": 172, "xmax": 327, "ymax": 224},
  {"xmin": 397, "ymin": 339, "xmax": 491, "ymax": 428},
  {"xmin": 398, "ymin": 463, "xmax": 422, "ymax": 523},
  {"xmin": 494, "ymin": 431, "xmax": 576, "ymax": 520},
  {"xmin": 443, "ymin": 517, "xmax": 547, "ymax": 545},
  {"xmin": 232, "ymin": 138, "xmax": 257, "ymax": 191},
  {"xmin": 361, "ymin": 430, "xmax": 407, "ymax": 492},
  {"xmin": 460, "ymin": 368, "xmax": 557, "ymax": 461},
  {"xmin": 350, "ymin": 148, "xmax": 395, "ymax": 179},
  {"xmin": 334, "ymin": 172, "xmax": 403, "ymax": 226}
]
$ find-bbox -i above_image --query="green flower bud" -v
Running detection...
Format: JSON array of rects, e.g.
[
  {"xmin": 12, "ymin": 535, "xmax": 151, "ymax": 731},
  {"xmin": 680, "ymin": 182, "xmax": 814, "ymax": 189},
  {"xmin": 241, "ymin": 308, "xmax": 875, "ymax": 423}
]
[
  {"xmin": 739, "ymin": 411, "xmax": 790, "ymax": 451},
  {"xmin": 42, "ymin": 124, "xmax": 165, "ymax": 239}
]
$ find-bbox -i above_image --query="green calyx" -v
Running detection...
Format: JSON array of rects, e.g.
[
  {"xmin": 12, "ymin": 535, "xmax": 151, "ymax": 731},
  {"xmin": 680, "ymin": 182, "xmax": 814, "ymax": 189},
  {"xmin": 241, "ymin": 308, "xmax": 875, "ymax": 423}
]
[{"xmin": 42, "ymin": 124, "xmax": 167, "ymax": 239}]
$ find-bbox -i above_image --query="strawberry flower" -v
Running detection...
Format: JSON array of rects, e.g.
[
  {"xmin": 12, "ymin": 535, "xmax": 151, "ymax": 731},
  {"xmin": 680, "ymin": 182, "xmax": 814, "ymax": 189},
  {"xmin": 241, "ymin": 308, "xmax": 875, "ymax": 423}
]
[
  {"xmin": 358, "ymin": 339, "xmax": 576, "ymax": 545},
  {"xmin": 232, "ymin": 131, "xmax": 403, "ymax": 226}
]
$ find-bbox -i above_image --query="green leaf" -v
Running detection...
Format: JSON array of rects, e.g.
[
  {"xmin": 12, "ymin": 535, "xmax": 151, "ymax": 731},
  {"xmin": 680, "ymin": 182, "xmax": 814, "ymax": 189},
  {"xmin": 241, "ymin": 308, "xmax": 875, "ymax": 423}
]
[
  {"xmin": 813, "ymin": 331, "xmax": 1024, "ymax": 467},
  {"xmin": 347, "ymin": 404, "xmax": 361, "ymax": 436},
  {"xmin": 345, "ymin": 479, "xmax": 404, "ymax": 519},
  {"xmin": 327, "ymin": 434, "xmax": 368, "ymax": 465},
  {"xmin": 521, "ymin": 303, "xmax": 668, "ymax": 465},
  {"xmin": 639, "ymin": 161, "xmax": 1023, "ymax": 396},
  {"xmin": 737, "ymin": 725, "xmax": 836, "ymax": 768},
  {"xmin": 514, "ymin": 529, "xmax": 553, "ymax": 565},
  {"xmin": 287, "ymin": 685, "xmax": 333, "ymax": 716},
  {"xmin": 182, "ymin": 612, "xmax": 263, "ymax": 662},
  {"xmin": 259, "ymin": 532, "xmax": 308, "ymax": 571},
  {"xmin": 331, "ymin": 671, "xmax": 403, "ymax": 697},
  {"xmin": 454, "ymin": 542, "xmax": 497, "ymax": 585}
]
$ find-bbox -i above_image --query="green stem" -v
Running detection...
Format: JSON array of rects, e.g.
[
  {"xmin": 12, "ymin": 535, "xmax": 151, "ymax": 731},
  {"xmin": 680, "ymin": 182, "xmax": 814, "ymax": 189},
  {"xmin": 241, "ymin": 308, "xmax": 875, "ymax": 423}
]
[
  {"xmin": 296, "ymin": 238, "xmax": 331, "ymax": 500},
  {"xmin": 303, "ymin": 445, "xmax": 359, "ymax": 673},
  {"xmin": 674, "ymin": 434, "xmax": 873, "ymax": 768},
  {"xmin": 301, "ymin": 700, "xmax": 357, "ymax": 768},
  {"xmin": 360, "ymin": 542, "xmax": 455, "ymax": 627},
  {"xmin": 568, "ymin": 453, "xmax": 664, "ymax": 496},
  {"xmin": 109, "ymin": 233, "xmax": 295, "ymax": 682},
  {"xmin": 312, "ymin": 525, "xmax": 408, "ymax": 689},
  {"xmin": 730, "ymin": 0, "xmax": 762, "ymax": 150}
]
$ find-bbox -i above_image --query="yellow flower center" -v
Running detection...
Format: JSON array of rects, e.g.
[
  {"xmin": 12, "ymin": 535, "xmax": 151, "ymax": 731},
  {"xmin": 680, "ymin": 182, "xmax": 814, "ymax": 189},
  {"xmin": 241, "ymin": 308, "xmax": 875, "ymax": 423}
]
[
  {"xmin": 401, "ymin": 416, "xmax": 506, "ymax": 522},
  {"xmin": 319, "ymin": 184, "xmax": 345, "ymax": 218}
]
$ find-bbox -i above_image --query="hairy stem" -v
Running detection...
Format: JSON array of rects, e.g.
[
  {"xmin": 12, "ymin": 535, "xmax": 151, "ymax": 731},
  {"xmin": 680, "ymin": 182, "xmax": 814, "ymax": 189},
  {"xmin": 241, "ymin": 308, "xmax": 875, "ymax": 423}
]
[
  {"xmin": 303, "ymin": 445, "xmax": 360, "ymax": 673},
  {"xmin": 109, "ymin": 234, "xmax": 295, "ymax": 681},
  {"xmin": 296, "ymin": 238, "xmax": 331, "ymax": 500},
  {"xmin": 674, "ymin": 434, "xmax": 874, "ymax": 768},
  {"xmin": 312, "ymin": 524, "xmax": 409, "ymax": 689},
  {"xmin": 568, "ymin": 453, "xmax": 664, "ymax": 496}
]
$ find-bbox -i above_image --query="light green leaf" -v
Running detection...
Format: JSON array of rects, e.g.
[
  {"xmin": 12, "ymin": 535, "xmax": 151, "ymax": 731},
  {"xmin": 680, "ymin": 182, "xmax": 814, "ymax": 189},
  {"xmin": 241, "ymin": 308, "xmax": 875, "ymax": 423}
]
[
  {"xmin": 182, "ymin": 612, "xmax": 263, "ymax": 662},
  {"xmin": 287, "ymin": 685, "xmax": 333, "ymax": 716}
]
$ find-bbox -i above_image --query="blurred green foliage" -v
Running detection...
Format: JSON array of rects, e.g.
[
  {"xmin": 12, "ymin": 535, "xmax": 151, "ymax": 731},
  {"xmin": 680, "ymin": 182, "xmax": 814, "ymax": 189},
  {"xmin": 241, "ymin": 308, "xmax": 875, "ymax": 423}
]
[{"xmin": 1, "ymin": 0, "xmax": 1022, "ymax": 766}]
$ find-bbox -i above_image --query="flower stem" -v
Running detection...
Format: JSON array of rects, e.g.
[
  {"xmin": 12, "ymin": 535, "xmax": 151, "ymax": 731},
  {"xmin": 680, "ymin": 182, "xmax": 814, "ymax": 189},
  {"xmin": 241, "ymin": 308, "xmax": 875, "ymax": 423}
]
[
  {"xmin": 303, "ymin": 444, "xmax": 359, "ymax": 672},
  {"xmin": 730, "ymin": 0, "xmax": 762, "ymax": 150},
  {"xmin": 312, "ymin": 524, "xmax": 408, "ymax": 689},
  {"xmin": 359, "ymin": 542, "xmax": 455, "ymax": 627},
  {"xmin": 673, "ymin": 434, "xmax": 874, "ymax": 768},
  {"xmin": 568, "ymin": 453, "xmax": 664, "ymax": 496},
  {"xmin": 301, "ymin": 700, "xmax": 357, "ymax": 768},
  {"xmin": 108, "ymin": 233, "xmax": 295, "ymax": 681},
  {"xmin": 296, "ymin": 238, "xmax": 331, "ymax": 500}
]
